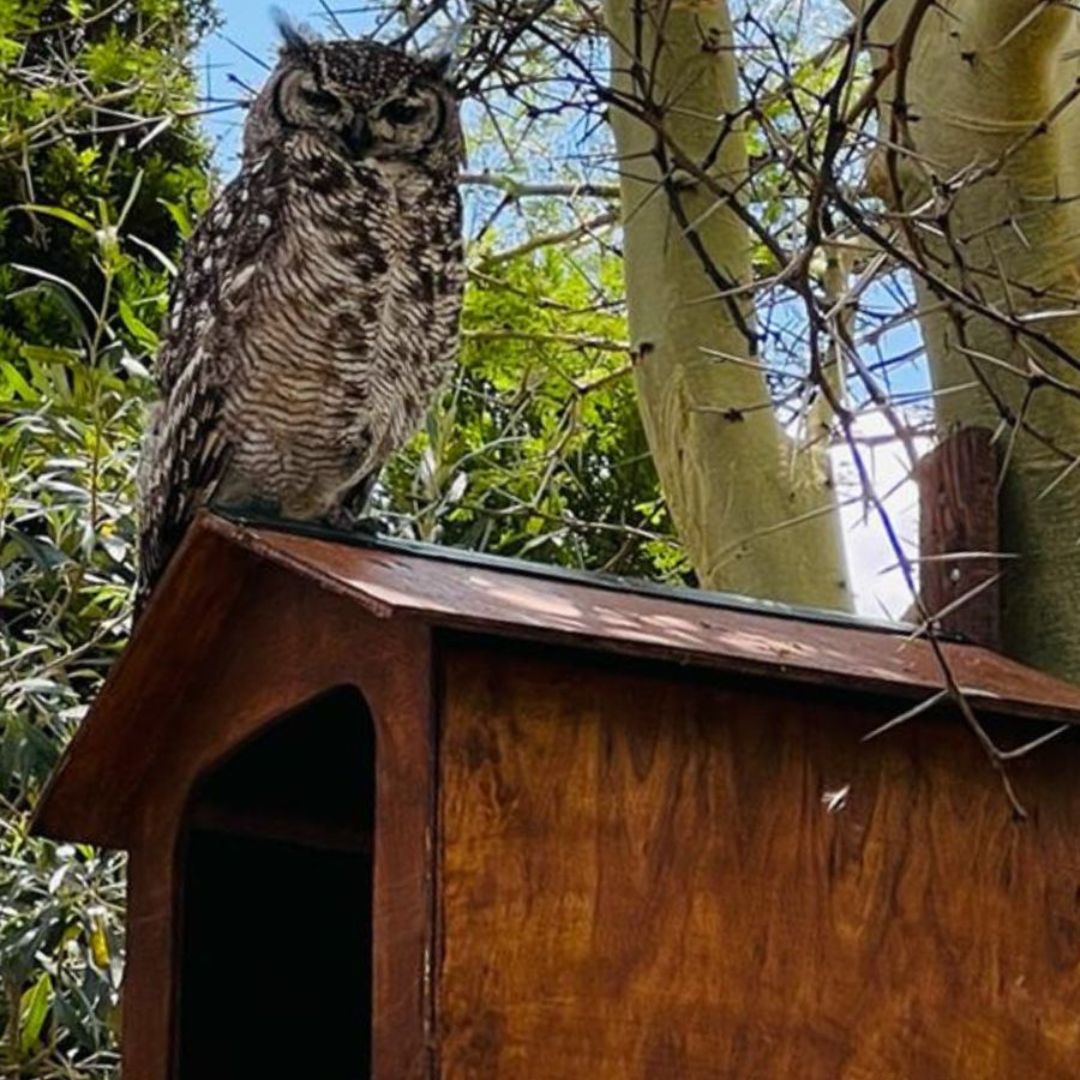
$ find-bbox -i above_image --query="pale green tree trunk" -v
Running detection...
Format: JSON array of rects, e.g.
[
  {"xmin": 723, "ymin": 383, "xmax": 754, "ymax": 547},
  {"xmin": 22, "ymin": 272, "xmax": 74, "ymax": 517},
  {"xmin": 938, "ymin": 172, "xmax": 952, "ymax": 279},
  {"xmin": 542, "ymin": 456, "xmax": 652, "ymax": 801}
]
[
  {"xmin": 855, "ymin": 0, "xmax": 1080, "ymax": 678},
  {"xmin": 603, "ymin": 0, "xmax": 851, "ymax": 609}
]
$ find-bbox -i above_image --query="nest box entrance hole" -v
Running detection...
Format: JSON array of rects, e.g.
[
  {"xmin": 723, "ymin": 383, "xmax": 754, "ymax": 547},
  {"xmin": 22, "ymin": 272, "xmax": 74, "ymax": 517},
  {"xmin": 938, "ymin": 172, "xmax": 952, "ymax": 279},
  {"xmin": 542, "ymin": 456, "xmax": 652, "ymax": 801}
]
[{"xmin": 175, "ymin": 686, "xmax": 376, "ymax": 1079}]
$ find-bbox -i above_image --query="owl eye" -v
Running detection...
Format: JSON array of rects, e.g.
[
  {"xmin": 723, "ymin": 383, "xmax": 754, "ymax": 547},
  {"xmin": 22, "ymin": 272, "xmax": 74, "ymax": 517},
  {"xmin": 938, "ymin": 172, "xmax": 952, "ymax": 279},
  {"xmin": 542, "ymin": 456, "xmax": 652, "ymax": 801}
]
[
  {"xmin": 301, "ymin": 87, "xmax": 341, "ymax": 113},
  {"xmin": 382, "ymin": 99, "xmax": 425, "ymax": 125}
]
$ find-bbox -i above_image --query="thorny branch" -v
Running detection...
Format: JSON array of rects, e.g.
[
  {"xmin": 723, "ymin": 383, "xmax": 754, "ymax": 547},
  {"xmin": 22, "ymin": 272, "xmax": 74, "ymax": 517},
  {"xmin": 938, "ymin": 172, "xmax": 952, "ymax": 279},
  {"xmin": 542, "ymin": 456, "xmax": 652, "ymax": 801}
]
[
  {"xmin": 360, "ymin": 0, "xmax": 1080, "ymax": 810},
  {"xmin": 29, "ymin": 0, "xmax": 1079, "ymax": 808}
]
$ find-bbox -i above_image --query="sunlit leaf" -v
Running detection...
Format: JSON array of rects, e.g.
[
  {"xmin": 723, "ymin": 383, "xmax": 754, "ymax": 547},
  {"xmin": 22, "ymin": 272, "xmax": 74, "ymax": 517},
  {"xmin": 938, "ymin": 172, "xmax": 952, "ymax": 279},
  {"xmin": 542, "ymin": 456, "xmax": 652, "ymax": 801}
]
[
  {"xmin": 18, "ymin": 204, "xmax": 96, "ymax": 234},
  {"xmin": 118, "ymin": 299, "xmax": 160, "ymax": 349},
  {"xmin": 89, "ymin": 917, "xmax": 110, "ymax": 969},
  {"xmin": 19, "ymin": 972, "xmax": 52, "ymax": 1055}
]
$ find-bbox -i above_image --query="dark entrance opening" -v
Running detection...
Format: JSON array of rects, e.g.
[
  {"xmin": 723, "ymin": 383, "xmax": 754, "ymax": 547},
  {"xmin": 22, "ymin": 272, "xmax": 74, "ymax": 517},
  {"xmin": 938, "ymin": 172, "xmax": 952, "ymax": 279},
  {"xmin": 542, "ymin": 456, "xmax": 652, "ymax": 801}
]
[{"xmin": 176, "ymin": 686, "xmax": 374, "ymax": 1079}]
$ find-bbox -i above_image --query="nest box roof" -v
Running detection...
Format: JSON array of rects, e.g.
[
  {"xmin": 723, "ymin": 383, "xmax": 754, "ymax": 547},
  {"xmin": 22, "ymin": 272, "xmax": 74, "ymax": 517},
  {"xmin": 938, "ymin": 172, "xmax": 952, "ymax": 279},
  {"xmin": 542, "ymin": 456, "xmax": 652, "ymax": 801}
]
[
  {"xmin": 34, "ymin": 512, "xmax": 1080, "ymax": 844},
  {"xmin": 198, "ymin": 513, "xmax": 1080, "ymax": 714}
]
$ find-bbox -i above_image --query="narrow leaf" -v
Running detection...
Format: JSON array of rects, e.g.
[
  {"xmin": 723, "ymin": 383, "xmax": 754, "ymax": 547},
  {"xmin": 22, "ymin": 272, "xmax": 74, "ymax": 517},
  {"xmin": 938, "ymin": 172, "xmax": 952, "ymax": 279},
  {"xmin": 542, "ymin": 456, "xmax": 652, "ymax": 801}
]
[
  {"xmin": 18, "ymin": 204, "xmax": 95, "ymax": 234},
  {"xmin": 19, "ymin": 971, "xmax": 52, "ymax": 1055}
]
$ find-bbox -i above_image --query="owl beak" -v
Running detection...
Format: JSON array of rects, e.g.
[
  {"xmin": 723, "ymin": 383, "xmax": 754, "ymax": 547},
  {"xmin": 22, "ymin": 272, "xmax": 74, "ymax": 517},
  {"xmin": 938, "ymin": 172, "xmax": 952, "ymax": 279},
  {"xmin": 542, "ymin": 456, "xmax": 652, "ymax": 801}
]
[{"xmin": 344, "ymin": 114, "xmax": 372, "ymax": 158}]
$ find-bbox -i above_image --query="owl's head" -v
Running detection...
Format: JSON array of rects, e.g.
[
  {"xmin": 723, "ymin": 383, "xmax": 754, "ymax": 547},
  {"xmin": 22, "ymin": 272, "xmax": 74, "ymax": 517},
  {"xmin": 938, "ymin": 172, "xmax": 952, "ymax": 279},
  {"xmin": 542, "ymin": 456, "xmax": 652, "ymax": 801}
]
[{"xmin": 244, "ymin": 32, "xmax": 463, "ymax": 177}]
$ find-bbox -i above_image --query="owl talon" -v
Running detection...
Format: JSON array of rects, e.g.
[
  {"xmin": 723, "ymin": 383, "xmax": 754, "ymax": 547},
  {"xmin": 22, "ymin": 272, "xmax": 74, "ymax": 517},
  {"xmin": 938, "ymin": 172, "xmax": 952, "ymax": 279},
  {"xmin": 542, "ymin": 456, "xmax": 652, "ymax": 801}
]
[
  {"xmin": 322, "ymin": 509, "xmax": 385, "ymax": 537},
  {"xmin": 211, "ymin": 498, "xmax": 283, "ymax": 527},
  {"xmin": 350, "ymin": 515, "xmax": 385, "ymax": 538}
]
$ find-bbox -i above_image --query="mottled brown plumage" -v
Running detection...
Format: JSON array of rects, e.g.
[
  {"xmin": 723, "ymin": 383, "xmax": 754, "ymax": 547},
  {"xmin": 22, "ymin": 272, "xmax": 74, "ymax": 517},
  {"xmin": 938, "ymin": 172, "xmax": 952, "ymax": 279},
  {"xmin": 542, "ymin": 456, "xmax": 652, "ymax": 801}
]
[{"xmin": 136, "ymin": 34, "xmax": 464, "ymax": 610}]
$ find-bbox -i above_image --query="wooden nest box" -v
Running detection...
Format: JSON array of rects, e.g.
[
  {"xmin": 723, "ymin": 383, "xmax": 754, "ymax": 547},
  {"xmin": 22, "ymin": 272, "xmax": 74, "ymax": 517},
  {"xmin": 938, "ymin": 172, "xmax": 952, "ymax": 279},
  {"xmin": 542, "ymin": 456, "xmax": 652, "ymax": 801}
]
[{"xmin": 34, "ymin": 513, "xmax": 1080, "ymax": 1079}]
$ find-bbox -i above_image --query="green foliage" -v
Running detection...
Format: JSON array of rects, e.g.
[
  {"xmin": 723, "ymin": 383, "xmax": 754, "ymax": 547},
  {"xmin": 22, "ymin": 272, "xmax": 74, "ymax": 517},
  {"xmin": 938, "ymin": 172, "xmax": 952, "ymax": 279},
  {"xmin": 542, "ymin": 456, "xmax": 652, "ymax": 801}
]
[
  {"xmin": 1, "ymin": 830, "xmax": 124, "ymax": 1076},
  {"xmin": 386, "ymin": 246, "xmax": 684, "ymax": 578},
  {"xmin": 0, "ymin": 2, "xmax": 215, "ymax": 1074}
]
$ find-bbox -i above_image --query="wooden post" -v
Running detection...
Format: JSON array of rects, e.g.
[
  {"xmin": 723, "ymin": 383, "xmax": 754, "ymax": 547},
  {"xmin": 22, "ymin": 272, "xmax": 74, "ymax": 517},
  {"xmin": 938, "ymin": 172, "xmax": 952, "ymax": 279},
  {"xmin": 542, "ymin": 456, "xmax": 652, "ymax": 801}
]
[{"xmin": 916, "ymin": 427, "xmax": 1001, "ymax": 649}]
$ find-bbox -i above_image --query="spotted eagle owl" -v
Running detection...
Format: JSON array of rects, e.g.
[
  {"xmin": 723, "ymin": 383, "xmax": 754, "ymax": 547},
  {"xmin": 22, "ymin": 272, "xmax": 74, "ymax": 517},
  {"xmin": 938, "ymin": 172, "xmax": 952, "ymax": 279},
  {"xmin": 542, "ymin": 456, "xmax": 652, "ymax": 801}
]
[{"xmin": 136, "ymin": 33, "xmax": 464, "ymax": 611}]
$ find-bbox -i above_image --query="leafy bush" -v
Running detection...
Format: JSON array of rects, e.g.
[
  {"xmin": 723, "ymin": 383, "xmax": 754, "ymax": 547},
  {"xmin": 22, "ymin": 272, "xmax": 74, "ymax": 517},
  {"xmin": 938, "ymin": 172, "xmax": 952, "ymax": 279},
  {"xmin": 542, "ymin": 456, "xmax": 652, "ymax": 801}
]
[
  {"xmin": 386, "ymin": 245, "xmax": 683, "ymax": 580},
  {"xmin": 1, "ymin": 2, "xmax": 215, "ymax": 1073}
]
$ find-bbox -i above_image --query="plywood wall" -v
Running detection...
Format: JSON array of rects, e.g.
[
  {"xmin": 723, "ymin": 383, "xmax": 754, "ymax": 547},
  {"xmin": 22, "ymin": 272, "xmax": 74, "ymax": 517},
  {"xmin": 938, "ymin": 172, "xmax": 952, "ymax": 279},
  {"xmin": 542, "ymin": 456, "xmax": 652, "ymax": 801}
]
[{"xmin": 437, "ymin": 638, "xmax": 1080, "ymax": 1079}]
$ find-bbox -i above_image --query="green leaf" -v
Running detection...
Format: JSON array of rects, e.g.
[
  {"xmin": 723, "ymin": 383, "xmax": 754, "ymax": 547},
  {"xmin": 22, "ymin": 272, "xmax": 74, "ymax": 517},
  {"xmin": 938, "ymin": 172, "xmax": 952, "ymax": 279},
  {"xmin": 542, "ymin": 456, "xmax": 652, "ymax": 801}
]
[
  {"xmin": 1, "ymin": 360, "xmax": 36, "ymax": 402},
  {"xmin": 89, "ymin": 916, "xmax": 111, "ymax": 968},
  {"xmin": 158, "ymin": 197, "xmax": 193, "ymax": 239},
  {"xmin": 116, "ymin": 170, "xmax": 145, "ymax": 230},
  {"xmin": 18, "ymin": 204, "xmax": 96, "ymax": 234},
  {"xmin": 118, "ymin": 299, "xmax": 160, "ymax": 349},
  {"xmin": 20, "ymin": 344, "xmax": 81, "ymax": 366},
  {"xmin": 19, "ymin": 971, "xmax": 52, "ymax": 1055},
  {"xmin": 0, "ymin": 36, "xmax": 23, "ymax": 65},
  {"xmin": 127, "ymin": 232, "xmax": 179, "ymax": 276},
  {"xmin": 120, "ymin": 355, "xmax": 153, "ymax": 379},
  {"xmin": 9, "ymin": 263, "xmax": 100, "ymax": 324}
]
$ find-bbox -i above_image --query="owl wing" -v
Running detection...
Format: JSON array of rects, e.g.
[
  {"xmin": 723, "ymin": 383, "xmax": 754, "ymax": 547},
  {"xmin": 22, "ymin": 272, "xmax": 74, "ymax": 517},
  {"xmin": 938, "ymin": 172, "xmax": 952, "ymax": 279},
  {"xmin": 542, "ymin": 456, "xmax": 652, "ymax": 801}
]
[{"xmin": 136, "ymin": 158, "xmax": 285, "ymax": 608}]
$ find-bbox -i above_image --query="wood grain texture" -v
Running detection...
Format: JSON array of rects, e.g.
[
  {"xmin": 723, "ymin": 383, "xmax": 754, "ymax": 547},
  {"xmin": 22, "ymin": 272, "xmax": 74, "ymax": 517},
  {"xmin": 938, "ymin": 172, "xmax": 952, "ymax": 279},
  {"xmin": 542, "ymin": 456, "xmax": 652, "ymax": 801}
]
[
  {"xmin": 33, "ymin": 514, "xmax": 1080, "ymax": 1080},
  {"xmin": 32, "ymin": 522, "xmax": 255, "ymax": 847},
  {"xmin": 208, "ymin": 516, "xmax": 1080, "ymax": 726},
  {"xmin": 918, "ymin": 428, "xmax": 1001, "ymax": 648},
  {"xmin": 123, "ymin": 822, "xmax": 179, "ymax": 1080},
  {"xmin": 71, "ymin": 550, "xmax": 434, "ymax": 1080},
  {"xmin": 437, "ymin": 638, "xmax": 1080, "ymax": 1079},
  {"xmin": 35, "ymin": 514, "xmax": 1080, "ymax": 852}
]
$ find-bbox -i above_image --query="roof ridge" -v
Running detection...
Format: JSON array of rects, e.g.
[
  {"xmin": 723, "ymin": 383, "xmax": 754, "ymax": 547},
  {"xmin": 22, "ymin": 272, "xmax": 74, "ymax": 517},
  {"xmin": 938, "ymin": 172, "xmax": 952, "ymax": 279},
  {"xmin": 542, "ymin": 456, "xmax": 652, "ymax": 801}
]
[{"xmin": 210, "ymin": 508, "xmax": 943, "ymax": 640}]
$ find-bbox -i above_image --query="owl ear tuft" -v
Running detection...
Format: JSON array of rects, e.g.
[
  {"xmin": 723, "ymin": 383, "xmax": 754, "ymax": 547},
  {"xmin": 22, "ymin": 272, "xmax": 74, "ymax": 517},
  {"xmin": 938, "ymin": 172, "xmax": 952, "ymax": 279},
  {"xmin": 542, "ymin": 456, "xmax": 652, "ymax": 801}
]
[
  {"xmin": 273, "ymin": 9, "xmax": 314, "ymax": 58},
  {"xmin": 428, "ymin": 52, "xmax": 454, "ymax": 78},
  {"xmin": 423, "ymin": 20, "xmax": 467, "ymax": 82}
]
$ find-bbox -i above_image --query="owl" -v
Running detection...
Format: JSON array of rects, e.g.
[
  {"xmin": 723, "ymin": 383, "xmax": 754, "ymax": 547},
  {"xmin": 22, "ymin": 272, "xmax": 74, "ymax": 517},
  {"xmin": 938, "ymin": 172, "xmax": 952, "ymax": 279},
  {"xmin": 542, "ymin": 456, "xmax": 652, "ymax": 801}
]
[{"xmin": 136, "ymin": 31, "xmax": 465, "ymax": 612}]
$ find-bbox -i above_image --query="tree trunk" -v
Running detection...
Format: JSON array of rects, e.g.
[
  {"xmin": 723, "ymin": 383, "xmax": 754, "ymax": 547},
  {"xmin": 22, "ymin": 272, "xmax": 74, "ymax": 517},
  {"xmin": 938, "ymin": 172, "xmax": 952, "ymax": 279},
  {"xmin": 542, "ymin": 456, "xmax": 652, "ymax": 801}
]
[
  {"xmin": 857, "ymin": 0, "xmax": 1080, "ymax": 678},
  {"xmin": 603, "ymin": 0, "xmax": 851, "ymax": 609}
]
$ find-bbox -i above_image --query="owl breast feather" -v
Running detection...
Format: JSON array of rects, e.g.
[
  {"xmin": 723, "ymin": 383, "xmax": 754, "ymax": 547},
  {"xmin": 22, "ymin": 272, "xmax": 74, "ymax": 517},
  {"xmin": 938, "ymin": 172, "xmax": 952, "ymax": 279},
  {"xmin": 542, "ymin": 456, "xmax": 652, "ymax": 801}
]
[{"xmin": 217, "ymin": 142, "xmax": 465, "ymax": 520}]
